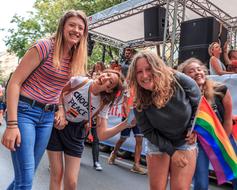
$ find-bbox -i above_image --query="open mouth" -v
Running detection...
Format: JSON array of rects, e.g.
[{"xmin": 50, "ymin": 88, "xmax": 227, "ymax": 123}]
[
  {"xmin": 97, "ymin": 77, "xmax": 103, "ymax": 85},
  {"xmin": 69, "ymin": 32, "xmax": 80, "ymax": 40}
]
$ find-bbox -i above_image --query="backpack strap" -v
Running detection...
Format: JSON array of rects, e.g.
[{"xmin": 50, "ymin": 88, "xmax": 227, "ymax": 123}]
[
  {"xmin": 91, "ymin": 101, "xmax": 105, "ymax": 119},
  {"xmin": 85, "ymin": 84, "xmax": 105, "ymax": 126},
  {"xmin": 63, "ymin": 79, "xmax": 90, "ymax": 96},
  {"xmin": 84, "ymin": 85, "xmax": 105, "ymax": 136}
]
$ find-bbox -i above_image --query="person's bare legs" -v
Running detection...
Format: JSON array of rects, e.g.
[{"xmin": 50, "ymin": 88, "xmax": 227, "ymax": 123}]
[
  {"xmin": 113, "ymin": 137, "xmax": 126, "ymax": 155},
  {"xmin": 48, "ymin": 151, "xmax": 64, "ymax": 190},
  {"xmin": 108, "ymin": 137, "xmax": 126, "ymax": 164},
  {"xmin": 0, "ymin": 110, "xmax": 3, "ymax": 125},
  {"xmin": 134, "ymin": 136, "xmax": 143, "ymax": 166},
  {"xmin": 146, "ymin": 153, "xmax": 170, "ymax": 190},
  {"xmin": 63, "ymin": 154, "xmax": 81, "ymax": 190},
  {"xmin": 170, "ymin": 149, "xmax": 197, "ymax": 190}
]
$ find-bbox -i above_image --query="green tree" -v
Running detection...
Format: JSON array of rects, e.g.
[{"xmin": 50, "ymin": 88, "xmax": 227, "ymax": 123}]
[{"xmin": 4, "ymin": 0, "xmax": 126, "ymax": 65}]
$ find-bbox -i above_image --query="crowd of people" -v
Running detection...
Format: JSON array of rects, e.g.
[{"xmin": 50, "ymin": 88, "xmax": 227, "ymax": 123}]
[{"xmin": 1, "ymin": 8, "xmax": 237, "ymax": 190}]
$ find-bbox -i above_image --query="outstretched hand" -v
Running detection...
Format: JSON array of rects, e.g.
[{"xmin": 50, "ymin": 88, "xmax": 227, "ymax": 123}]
[{"xmin": 127, "ymin": 118, "xmax": 136, "ymax": 128}]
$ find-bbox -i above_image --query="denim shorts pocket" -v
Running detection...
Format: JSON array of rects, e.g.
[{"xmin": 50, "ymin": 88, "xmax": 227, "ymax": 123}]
[{"xmin": 18, "ymin": 101, "xmax": 31, "ymax": 113}]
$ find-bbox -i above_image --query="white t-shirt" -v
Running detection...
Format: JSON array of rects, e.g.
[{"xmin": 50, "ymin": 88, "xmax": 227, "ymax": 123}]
[{"xmin": 63, "ymin": 76, "xmax": 109, "ymax": 123}]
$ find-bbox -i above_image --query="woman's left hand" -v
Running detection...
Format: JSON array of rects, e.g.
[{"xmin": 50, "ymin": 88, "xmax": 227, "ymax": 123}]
[
  {"xmin": 171, "ymin": 150, "xmax": 188, "ymax": 168},
  {"xmin": 185, "ymin": 130, "xmax": 197, "ymax": 145},
  {"xmin": 125, "ymin": 118, "xmax": 136, "ymax": 128}
]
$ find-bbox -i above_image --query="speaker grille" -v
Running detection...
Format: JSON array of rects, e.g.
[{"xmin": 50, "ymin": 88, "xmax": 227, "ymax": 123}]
[{"xmin": 144, "ymin": 6, "xmax": 166, "ymax": 42}]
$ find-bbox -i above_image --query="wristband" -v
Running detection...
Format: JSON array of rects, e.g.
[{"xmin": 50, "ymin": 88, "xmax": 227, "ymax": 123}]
[
  {"xmin": 7, "ymin": 120, "xmax": 18, "ymax": 123},
  {"xmin": 7, "ymin": 125, "xmax": 18, "ymax": 129},
  {"xmin": 7, "ymin": 123, "xmax": 18, "ymax": 126}
]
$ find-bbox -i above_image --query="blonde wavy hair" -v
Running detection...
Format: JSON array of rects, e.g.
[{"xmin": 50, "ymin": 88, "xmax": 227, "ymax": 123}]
[
  {"xmin": 208, "ymin": 42, "xmax": 219, "ymax": 56},
  {"xmin": 178, "ymin": 57, "xmax": 224, "ymax": 103},
  {"xmin": 127, "ymin": 50, "xmax": 175, "ymax": 111},
  {"xmin": 53, "ymin": 10, "xmax": 88, "ymax": 76}
]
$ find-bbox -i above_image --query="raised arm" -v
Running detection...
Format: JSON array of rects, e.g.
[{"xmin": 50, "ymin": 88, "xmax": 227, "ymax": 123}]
[
  {"xmin": 223, "ymin": 41, "xmax": 232, "ymax": 66},
  {"xmin": 222, "ymin": 89, "xmax": 233, "ymax": 136}
]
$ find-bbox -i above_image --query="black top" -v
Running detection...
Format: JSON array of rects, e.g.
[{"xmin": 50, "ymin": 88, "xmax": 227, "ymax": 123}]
[
  {"xmin": 121, "ymin": 60, "xmax": 131, "ymax": 77},
  {"xmin": 212, "ymin": 84, "xmax": 228, "ymax": 124},
  {"xmin": 134, "ymin": 72, "xmax": 201, "ymax": 156}
]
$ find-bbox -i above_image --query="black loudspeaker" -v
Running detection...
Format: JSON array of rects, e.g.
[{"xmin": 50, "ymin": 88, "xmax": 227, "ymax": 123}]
[
  {"xmin": 87, "ymin": 33, "xmax": 95, "ymax": 57},
  {"xmin": 178, "ymin": 17, "xmax": 228, "ymax": 64},
  {"xmin": 178, "ymin": 45, "xmax": 210, "ymax": 65},
  {"xmin": 144, "ymin": 6, "xmax": 166, "ymax": 41}
]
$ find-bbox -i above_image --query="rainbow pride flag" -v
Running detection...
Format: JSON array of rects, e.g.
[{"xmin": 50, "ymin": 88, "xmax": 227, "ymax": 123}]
[{"xmin": 194, "ymin": 96, "xmax": 237, "ymax": 184}]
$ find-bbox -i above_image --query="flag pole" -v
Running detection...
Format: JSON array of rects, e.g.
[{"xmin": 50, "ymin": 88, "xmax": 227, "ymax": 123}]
[{"xmin": 189, "ymin": 96, "xmax": 204, "ymax": 134}]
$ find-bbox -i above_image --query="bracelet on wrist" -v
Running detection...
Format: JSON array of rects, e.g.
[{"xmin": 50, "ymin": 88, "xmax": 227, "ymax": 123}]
[
  {"xmin": 7, "ymin": 120, "xmax": 18, "ymax": 123},
  {"xmin": 7, "ymin": 123, "xmax": 18, "ymax": 126},
  {"xmin": 7, "ymin": 125, "xmax": 18, "ymax": 129},
  {"xmin": 58, "ymin": 104, "xmax": 64, "ymax": 108}
]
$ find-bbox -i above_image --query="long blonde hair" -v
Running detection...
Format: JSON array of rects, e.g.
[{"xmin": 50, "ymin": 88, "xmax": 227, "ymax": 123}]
[
  {"xmin": 127, "ymin": 50, "xmax": 175, "ymax": 111},
  {"xmin": 53, "ymin": 10, "xmax": 88, "ymax": 76},
  {"xmin": 178, "ymin": 57, "xmax": 224, "ymax": 103}
]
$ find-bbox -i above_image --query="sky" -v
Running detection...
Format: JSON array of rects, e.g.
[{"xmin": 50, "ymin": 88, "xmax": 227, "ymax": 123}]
[{"xmin": 0, "ymin": 0, "xmax": 35, "ymax": 52}]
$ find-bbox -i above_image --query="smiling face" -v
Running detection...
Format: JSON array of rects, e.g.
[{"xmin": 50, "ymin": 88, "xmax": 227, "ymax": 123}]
[
  {"xmin": 210, "ymin": 43, "xmax": 222, "ymax": 56},
  {"xmin": 95, "ymin": 72, "xmax": 119, "ymax": 93},
  {"xmin": 135, "ymin": 57, "xmax": 154, "ymax": 91},
  {"xmin": 63, "ymin": 16, "xmax": 85, "ymax": 48},
  {"xmin": 183, "ymin": 62, "xmax": 206, "ymax": 87}
]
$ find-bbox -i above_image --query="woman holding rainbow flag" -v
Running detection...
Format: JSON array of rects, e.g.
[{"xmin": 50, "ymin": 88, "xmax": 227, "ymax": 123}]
[{"xmin": 178, "ymin": 57, "xmax": 237, "ymax": 190}]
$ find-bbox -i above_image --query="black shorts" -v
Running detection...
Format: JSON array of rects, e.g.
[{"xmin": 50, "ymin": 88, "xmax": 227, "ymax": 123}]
[{"xmin": 47, "ymin": 121, "xmax": 86, "ymax": 158}]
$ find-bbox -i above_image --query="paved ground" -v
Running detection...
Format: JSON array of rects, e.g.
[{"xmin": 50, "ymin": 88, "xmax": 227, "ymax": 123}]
[{"xmin": 0, "ymin": 119, "xmax": 233, "ymax": 190}]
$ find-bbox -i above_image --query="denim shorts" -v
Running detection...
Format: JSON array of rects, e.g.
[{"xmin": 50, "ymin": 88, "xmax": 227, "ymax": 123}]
[
  {"xmin": 120, "ymin": 125, "xmax": 143, "ymax": 138},
  {"xmin": 47, "ymin": 121, "xmax": 86, "ymax": 158},
  {"xmin": 145, "ymin": 139, "xmax": 197, "ymax": 155}
]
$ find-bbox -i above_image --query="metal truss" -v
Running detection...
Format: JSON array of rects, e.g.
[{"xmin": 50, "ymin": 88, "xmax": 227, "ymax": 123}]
[
  {"xmin": 182, "ymin": 0, "xmax": 237, "ymax": 47},
  {"xmin": 160, "ymin": 0, "xmax": 185, "ymax": 66},
  {"xmin": 89, "ymin": 31, "xmax": 126, "ymax": 49},
  {"xmin": 88, "ymin": 0, "xmax": 237, "ymax": 66},
  {"xmin": 229, "ymin": 17, "xmax": 237, "ymax": 29},
  {"xmin": 230, "ymin": 30, "xmax": 237, "ymax": 49},
  {"xmin": 184, "ymin": 0, "xmax": 232, "ymax": 27},
  {"xmin": 89, "ymin": 0, "xmax": 169, "ymax": 30}
]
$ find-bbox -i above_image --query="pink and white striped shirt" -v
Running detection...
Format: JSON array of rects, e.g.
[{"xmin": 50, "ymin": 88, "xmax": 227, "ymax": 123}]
[{"xmin": 21, "ymin": 39, "xmax": 71, "ymax": 104}]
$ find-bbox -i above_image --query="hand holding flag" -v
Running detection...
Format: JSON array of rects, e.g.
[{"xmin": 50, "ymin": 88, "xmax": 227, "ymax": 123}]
[{"xmin": 194, "ymin": 96, "xmax": 237, "ymax": 184}]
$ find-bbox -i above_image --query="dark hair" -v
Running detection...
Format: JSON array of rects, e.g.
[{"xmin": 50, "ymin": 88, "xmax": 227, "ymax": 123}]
[
  {"xmin": 99, "ymin": 69, "xmax": 125, "ymax": 106},
  {"xmin": 228, "ymin": 49, "xmax": 237, "ymax": 59},
  {"xmin": 110, "ymin": 59, "xmax": 118, "ymax": 65}
]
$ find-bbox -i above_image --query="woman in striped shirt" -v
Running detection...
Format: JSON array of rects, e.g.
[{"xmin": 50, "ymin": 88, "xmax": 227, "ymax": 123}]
[{"xmin": 1, "ymin": 10, "xmax": 88, "ymax": 190}]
